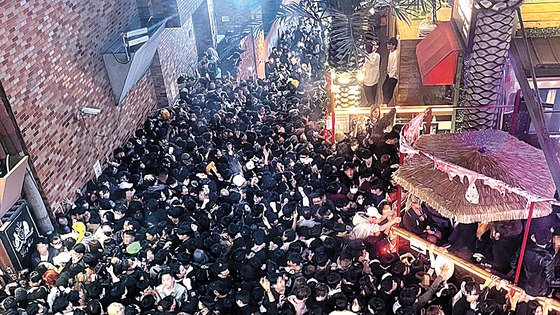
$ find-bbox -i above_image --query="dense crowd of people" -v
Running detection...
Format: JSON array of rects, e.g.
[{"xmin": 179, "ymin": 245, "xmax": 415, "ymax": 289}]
[{"xmin": 0, "ymin": 8, "xmax": 557, "ymax": 315}]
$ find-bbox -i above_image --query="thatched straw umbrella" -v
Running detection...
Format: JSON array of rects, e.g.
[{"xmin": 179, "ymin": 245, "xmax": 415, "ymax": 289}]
[{"xmin": 393, "ymin": 130, "xmax": 555, "ymax": 223}]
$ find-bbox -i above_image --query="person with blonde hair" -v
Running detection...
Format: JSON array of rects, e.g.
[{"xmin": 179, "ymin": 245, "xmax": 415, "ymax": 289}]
[
  {"xmin": 107, "ymin": 302, "xmax": 125, "ymax": 315},
  {"xmin": 424, "ymin": 305, "xmax": 444, "ymax": 315}
]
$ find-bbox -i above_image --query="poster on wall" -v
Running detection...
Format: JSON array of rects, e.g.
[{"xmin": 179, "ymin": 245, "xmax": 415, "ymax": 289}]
[{"xmin": 0, "ymin": 203, "xmax": 39, "ymax": 270}]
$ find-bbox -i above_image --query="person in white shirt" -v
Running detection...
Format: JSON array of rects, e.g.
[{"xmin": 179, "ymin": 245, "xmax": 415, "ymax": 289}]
[
  {"xmin": 156, "ymin": 272, "xmax": 188, "ymax": 307},
  {"xmin": 362, "ymin": 41, "xmax": 380, "ymax": 105},
  {"xmin": 382, "ymin": 37, "xmax": 399, "ymax": 106}
]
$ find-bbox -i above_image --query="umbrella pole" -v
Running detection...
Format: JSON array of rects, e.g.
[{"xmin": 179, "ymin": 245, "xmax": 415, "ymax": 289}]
[
  {"xmin": 395, "ymin": 153, "xmax": 404, "ymax": 254},
  {"xmin": 396, "ymin": 152, "xmax": 404, "ymax": 217},
  {"xmin": 514, "ymin": 201, "xmax": 535, "ymax": 285},
  {"xmin": 328, "ymin": 71, "xmax": 336, "ymax": 144}
]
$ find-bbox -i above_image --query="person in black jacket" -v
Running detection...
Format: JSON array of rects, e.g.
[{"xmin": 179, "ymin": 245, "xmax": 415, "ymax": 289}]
[
  {"xmin": 512, "ymin": 228, "xmax": 555, "ymax": 297},
  {"xmin": 453, "ymin": 281, "xmax": 481, "ymax": 315},
  {"xmin": 402, "ymin": 197, "xmax": 442, "ymax": 244},
  {"xmin": 31, "ymin": 237, "xmax": 58, "ymax": 269}
]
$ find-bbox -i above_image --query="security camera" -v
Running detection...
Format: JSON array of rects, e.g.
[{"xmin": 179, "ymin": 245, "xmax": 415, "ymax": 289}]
[{"xmin": 80, "ymin": 107, "xmax": 102, "ymax": 115}]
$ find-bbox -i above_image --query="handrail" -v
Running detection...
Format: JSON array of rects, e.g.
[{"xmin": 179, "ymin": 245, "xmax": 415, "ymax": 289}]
[
  {"xmin": 333, "ymin": 105, "xmax": 513, "ymax": 115},
  {"xmin": 514, "ymin": 7, "xmax": 560, "ymax": 197},
  {"xmin": 391, "ymin": 226, "xmax": 560, "ymax": 310}
]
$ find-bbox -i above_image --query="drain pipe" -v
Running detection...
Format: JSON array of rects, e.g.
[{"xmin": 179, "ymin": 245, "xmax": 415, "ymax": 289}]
[{"xmin": 22, "ymin": 169, "xmax": 53, "ymax": 233}]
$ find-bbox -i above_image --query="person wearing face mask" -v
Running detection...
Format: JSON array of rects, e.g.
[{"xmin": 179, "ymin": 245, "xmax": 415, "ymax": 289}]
[
  {"xmin": 298, "ymin": 150, "xmax": 313, "ymax": 166},
  {"xmin": 339, "ymin": 163, "xmax": 359, "ymax": 195},
  {"xmin": 354, "ymin": 193, "xmax": 367, "ymax": 213}
]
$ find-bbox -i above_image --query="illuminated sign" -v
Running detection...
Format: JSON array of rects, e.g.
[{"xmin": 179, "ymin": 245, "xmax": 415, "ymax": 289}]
[
  {"xmin": 458, "ymin": 0, "xmax": 473, "ymax": 40},
  {"xmin": 330, "ymin": 70, "xmax": 364, "ymax": 108},
  {"xmin": 452, "ymin": 0, "xmax": 474, "ymax": 44}
]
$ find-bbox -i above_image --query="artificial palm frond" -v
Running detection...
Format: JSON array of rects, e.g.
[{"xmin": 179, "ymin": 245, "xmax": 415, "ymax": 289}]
[
  {"xmin": 326, "ymin": 6, "xmax": 380, "ymax": 71},
  {"xmin": 276, "ymin": 2, "xmax": 320, "ymax": 24},
  {"xmin": 375, "ymin": 0, "xmax": 412, "ymax": 24},
  {"xmin": 274, "ymin": 0, "xmax": 443, "ymax": 71},
  {"xmin": 240, "ymin": 16, "xmax": 264, "ymax": 37}
]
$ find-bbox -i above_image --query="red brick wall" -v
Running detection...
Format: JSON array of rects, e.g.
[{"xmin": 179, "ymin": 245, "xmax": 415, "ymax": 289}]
[
  {"xmin": 158, "ymin": 17, "xmax": 198, "ymax": 105},
  {"xmin": 137, "ymin": 0, "xmax": 209, "ymax": 107},
  {"xmin": 0, "ymin": 0, "xmax": 158, "ymax": 207}
]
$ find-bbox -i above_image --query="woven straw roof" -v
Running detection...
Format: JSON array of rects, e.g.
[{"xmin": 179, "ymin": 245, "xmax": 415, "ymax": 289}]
[{"xmin": 393, "ymin": 130, "xmax": 555, "ymax": 223}]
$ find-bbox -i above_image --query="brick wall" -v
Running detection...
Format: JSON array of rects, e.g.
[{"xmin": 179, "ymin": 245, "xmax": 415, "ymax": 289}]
[
  {"xmin": 213, "ymin": 0, "xmax": 259, "ymax": 35},
  {"xmin": 193, "ymin": 0, "xmax": 216, "ymax": 54},
  {"xmin": 0, "ymin": 0, "xmax": 158, "ymax": 207},
  {"xmin": 158, "ymin": 17, "xmax": 198, "ymax": 105},
  {"xmin": 207, "ymin": 0, "xmax": 217, "ymax": 45},
  {"xmin": 136, "ymin": 0, "xmax": 209, "ymax": 107},
  {"xmin": 150, "ymin": 51, "xmax": 169, "ymax": 107},
  {"xmin": 178, "ymin": 0, "xmax": 205, "ymax": 27}
]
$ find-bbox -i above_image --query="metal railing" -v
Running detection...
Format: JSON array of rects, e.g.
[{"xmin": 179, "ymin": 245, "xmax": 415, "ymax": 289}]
[{"xmin": 391, "ymin": 226, "xmax": 560, "ymax": 311}]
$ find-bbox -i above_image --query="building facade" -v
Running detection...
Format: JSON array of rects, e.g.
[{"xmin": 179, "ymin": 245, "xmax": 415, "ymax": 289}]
[{"xmin": 0, "ymin": 0, "xmax": 216, "ymax": 224}]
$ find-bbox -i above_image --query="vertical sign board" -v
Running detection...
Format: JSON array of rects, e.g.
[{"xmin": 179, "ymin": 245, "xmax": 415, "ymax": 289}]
[
  {"xmin": 451, "ymin": 0, "xmax": 475, "ymax": 48},
  {"xmin": 93, "ymin": 160, "xmax": 102, "ymax": 179},
  {"xmin": 0, "ymin": 203, "xmax": 39, "ymax": 270},
  {"xmin": 335, "ymin": 114, "xmax": 350, "ymax": 133}
]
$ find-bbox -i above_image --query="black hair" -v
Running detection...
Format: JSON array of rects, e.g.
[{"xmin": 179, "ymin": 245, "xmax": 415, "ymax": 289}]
[
  {"xmin": 465, "ymin": 281, "xmax": 481, "ymax": 297},
  {"xmin": 333, "ymin": 292, "xmax": 348, "ymax": 311}
]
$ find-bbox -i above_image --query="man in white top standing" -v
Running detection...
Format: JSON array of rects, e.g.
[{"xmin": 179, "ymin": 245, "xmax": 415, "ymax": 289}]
[
  {"xmin": 382, "ymin": 37, "xmax": 399, "ymax": 106},
  {"xmin": 362, "ymin": 40, "xmax": 380, "ymax": 105}
]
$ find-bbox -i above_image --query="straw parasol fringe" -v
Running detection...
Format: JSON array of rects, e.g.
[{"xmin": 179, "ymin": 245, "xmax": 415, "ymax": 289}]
[
  {"xmin": 395, "ymin": 175, "xmax": 551, "ymax": 223},
  {"xmin": 393, "ymin": 130, "xmax": 555, "ymax": 223}
]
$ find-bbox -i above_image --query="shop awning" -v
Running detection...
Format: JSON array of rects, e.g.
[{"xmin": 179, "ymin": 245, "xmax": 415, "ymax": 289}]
[{"xmin": 416, "ymin": 22, "xmax": 460, "ymax": 86}]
